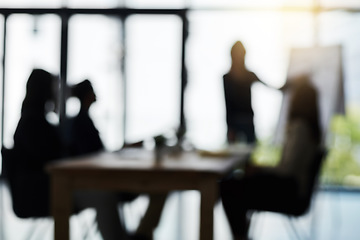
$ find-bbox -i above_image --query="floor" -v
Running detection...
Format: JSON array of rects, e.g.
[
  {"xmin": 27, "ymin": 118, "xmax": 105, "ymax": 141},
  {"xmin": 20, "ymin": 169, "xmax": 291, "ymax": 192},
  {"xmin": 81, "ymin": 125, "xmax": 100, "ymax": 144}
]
[{"xmin": 1, "ymin": 180, "xmax": 360, "ymax": 240}]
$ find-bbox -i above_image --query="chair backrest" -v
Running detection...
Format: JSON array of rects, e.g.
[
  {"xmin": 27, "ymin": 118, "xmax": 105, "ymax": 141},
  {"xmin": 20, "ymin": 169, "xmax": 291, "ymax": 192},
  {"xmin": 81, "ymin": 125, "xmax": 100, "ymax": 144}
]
[
  {"xmin": 1, "ymin": 147, "xmax": 12, "ymax": 179},
  {"xmin": 291, "ymin": 146, "xmax": 327, "ymax": 216},
  {"xmin": 1, "ymin": 147, "xmax": 16, "ymax": 183}
]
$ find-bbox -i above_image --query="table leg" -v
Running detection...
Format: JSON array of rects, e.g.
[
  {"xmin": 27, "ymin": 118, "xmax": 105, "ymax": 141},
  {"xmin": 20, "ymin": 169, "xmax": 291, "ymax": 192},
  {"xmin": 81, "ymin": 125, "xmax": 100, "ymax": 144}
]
[
  {"xmin": 52, "ymin": 175, "xmax": 72, "ymax": 240},
  {"xmin": 199, "ymin": 180, "xmax": 218, "ymax": 240}
]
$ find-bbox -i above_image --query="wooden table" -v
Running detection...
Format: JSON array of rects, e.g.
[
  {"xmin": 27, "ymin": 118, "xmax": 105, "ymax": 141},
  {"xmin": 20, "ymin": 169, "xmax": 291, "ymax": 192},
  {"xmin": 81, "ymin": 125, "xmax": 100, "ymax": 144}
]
[{"xmin": 47, "ymin": 148, "xmax": 249, "ymax": 240}]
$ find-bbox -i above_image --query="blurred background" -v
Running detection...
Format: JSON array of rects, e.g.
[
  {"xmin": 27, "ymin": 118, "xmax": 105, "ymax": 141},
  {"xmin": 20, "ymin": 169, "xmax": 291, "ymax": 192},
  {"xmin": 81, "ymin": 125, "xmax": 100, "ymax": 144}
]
[{"xmin": 0, "ymin": 0, "xmax": 360, "ymax": 239}]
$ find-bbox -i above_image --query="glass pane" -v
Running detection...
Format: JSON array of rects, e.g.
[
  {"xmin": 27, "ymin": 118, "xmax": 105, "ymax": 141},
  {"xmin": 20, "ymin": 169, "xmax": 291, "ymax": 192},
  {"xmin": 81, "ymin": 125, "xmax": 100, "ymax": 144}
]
[
  {"xmin": 66, "ymin": 0, "xmax": 121, "ymax": 8},
  {"xmin": 190, "ymin": 0, "xmax": 313, "ymax": 8},
  {"xmin": 282, "ymin": 0, "xmax": 314, "ymax": 7},
  {"xmin": 126, "ymin": 0, "xmax": 186, "ymax": 8},
  {"xmin": 4, "ymin": 14, "xmax": 61, "ymax": 148},
  {"xmin": 320, "ymin": 0, "xmax": 360, "ymax": 8},
  {"xmin": 318, "ymin": 12, "xmax": 360, "ymax": 106},
  {"xmin": 0, "ymin": 0, "xmax": 120, "ymax": 8},
  {"xmin": 0, "ymin": 0, "xmax": 62, "ymax": 8},
  {"xmin": 68, "ymin": 15, "xmax": 123, "ymax": 151},
  {"xmin": 186, "ymin": 11, "xmax": 315, "ymax": 149},
  {"xmin": 315, "ymin": 12, "xmax": 360, "ymax": 187},
  {"xmin": 125, "ymin": 15, "xmax": 182, "ymax": 143}
]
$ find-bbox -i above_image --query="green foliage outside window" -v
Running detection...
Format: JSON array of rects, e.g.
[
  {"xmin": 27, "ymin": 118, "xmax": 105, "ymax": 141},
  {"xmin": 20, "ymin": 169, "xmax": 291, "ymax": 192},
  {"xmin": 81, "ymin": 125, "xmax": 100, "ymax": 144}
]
[{"xmin": 323, "ymin": 106, "xmax": 360, "ymax": 187}]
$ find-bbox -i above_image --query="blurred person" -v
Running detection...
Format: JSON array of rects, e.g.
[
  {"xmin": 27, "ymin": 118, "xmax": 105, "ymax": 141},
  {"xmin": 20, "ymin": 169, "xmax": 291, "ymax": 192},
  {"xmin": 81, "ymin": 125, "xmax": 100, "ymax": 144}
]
[
  {"xmin": 69, "ymin": 79, "xmax": 103, "ymax": 156},
  {"xmin": 4, "ymin": 71, "xmax": 130, "ymax": 240},
  {"xmin": 69, "ymin": 79, "xmax": 167, "ymax": 240},
  {"xmin": 68, "ymin": 79, "xmax": 133, "ymax": 239},
  {"xmin": 223, "ymin": 41, "xmax": 272, "ymax": 144},
  {"xmin": 220, "ymin": 75, "xmax": 321, "ymax": 240},
  {"xmin": 4, "ymin": 69, "xmax": 61, "ymax": 217}
]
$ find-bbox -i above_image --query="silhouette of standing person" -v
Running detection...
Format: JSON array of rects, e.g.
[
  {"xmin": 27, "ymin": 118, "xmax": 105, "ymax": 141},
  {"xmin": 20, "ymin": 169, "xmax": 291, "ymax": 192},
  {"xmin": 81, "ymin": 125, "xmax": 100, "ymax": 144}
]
[
  {"xmin": 220, "ymin": 75, "xmax": 321, "ymax": 240},
  {"xmin": 223, "ymin": 41, "xmax": 268, "ymax": 144}
]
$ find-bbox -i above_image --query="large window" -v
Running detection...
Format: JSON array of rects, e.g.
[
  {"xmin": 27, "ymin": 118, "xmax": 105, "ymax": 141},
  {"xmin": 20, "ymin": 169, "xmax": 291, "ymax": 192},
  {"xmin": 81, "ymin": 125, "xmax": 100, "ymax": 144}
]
[
  {"xmin": 318, "ymin": 11, "xmax": 360, "ymax": 105},
  {"xmin": 3, "ymin": 14, "xmax": 61, "ymax": 148},
  {"xmin": 0, "ymin": 2, "xmax": 359, "ymax": 185},
  {"xmin": 125, "ymin": 15, "xmax": 182, "ymax": 143},
  {"xmin": 186, "ymin": 11, "xmax": 315, "ymax": 148},
  {"xmin": 67, "ymin": 14, "xmax": 124, "ymax": 150},
  {"xmin": 0, "ymin": 3, "xmax": 360, "ymax": 240}
]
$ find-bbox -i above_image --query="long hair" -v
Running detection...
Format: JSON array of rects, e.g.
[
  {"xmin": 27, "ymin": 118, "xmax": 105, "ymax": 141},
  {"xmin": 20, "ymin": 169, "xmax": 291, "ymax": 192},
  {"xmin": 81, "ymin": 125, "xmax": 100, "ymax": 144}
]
[{"xmin": 21, "ymin": 69, "xmax": 55, "ymax": 115}]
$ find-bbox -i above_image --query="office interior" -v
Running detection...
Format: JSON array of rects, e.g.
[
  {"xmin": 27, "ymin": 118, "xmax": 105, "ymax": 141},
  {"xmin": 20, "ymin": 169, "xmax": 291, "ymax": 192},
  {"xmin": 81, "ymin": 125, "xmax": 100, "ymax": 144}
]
[{"xmin": 1, "ymin": 0, "xmax": 360, "ymax": 239}]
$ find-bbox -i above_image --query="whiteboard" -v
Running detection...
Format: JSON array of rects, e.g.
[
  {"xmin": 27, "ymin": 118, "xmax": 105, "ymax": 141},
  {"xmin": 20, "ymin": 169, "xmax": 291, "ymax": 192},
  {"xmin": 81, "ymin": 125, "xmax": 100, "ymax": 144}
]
[{"xmin": 274, "ymin": 45, "xmax": 345, "ymax": 145}]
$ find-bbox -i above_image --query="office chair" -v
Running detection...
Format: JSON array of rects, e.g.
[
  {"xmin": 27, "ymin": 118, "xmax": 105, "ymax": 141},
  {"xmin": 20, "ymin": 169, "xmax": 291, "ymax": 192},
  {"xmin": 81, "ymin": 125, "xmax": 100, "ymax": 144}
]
[
  {"xmin": 1, "ymin": 146, "xmax": 51, "ymax": 239},
  {"xmin": 1, "ymin": 147, "xmax": 99, "ymax": 240},
  {"xmin": 248, "ymin": 147, "xmax": 327, "ymax": 240},
  {"xmin": 0, "ymin": 172, "xmax": 6, "ymax": 240}
]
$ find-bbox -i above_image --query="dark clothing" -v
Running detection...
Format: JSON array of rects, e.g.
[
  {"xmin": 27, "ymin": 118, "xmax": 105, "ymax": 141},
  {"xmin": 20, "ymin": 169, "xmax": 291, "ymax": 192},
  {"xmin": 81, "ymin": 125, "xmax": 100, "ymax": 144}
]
[
  {"xmin": 220, "ymin": 171, "xmax": 298, "ymax": 236},
  {"xmin": 14, "ymin": 110, "xmax": 62, "ymax": 169},
  {"xmin": 223, "ymin": 71, "xmax": 259, "ymax": 143},
  {"xmin": 10, "ymin": 110, "xmax": 62, "ymax": 217},
  {"xmin": 70, "ymin": 109, "xmax": 104, "ymax": 156},
  {"xmin": 220, "ymin": 120, "xmax": 319, "ymax": 237},
  {"xmin": 223, "ymin": 72, "xmax": 256, "ymax": 118},
  {"xmin": 69, "ymin": 109, "xmax": 138, "ymax": 204}
]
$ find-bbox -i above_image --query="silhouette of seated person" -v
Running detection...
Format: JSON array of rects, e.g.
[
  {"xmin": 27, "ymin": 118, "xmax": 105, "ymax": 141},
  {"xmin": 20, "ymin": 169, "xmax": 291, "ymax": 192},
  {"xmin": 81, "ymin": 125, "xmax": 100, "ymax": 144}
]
[
  {"xmin": 69, "ymin": 79, "xmax": 166, "ymax": 240},
  {"xmin": 223, "ymin": 41, "xmax": 275, "ymax": 144},
  {"xmin": 2, "ymin": 69, "xmax": 61, "ymax": 218},
  {"xmin": 69, "ymin": 79, "xmax": 103, "ymax": 156},
  {"xmin": 67, "ymin": 79, "xmax": 137, "ymax": 239},
  {"xmin": 220, "ymin": 75, "xmax": 321, "ymax": 240},
  {"xmin": 3, "ymin": 71, "xmax": 131, "ymax": 240}
]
